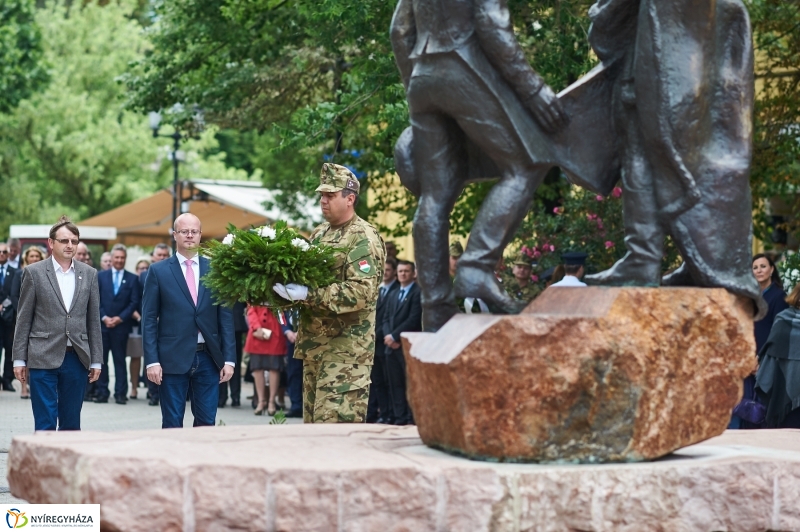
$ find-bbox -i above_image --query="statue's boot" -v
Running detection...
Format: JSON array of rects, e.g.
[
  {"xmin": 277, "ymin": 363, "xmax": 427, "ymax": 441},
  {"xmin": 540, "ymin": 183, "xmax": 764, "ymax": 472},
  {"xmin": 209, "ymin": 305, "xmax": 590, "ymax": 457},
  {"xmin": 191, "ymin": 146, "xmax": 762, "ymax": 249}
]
[
  {"xmin": 454, "ymin": 266, "xmax": 527, "ymax": 314},
  {"xmin": 584, "ymin": 224, "xmax": 662, "ymax": 286},
  {"xmin": 586, "ymin": 141, "xmax": 663, "ymax": 286}
]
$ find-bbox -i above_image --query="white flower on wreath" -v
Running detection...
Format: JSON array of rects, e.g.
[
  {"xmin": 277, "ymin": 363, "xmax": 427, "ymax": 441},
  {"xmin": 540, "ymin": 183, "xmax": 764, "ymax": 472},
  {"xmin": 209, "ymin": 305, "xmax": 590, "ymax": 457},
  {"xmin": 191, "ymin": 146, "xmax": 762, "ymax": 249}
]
[
  {"xmin": 291, "ymin": 237, "xmax": 310, "ymax": 251},
  {"xmin": 259, "ymin": 226, "xmax": 276, "ymax": 240},
  {"xmin": 222, "ymin": 234, "xmax": 235, "ymax": 246}
]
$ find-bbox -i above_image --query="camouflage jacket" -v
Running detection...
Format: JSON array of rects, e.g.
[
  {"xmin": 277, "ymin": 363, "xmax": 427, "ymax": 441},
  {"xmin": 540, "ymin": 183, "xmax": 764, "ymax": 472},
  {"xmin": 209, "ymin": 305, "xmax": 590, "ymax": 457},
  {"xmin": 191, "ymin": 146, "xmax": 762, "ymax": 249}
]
[
  {"xmin": 505, "ymin": 279, "xmax": 542, "ymax": 302},
  {"xmin": 295, "ymin": 215, "xmax": 385, "ymax": 364}
]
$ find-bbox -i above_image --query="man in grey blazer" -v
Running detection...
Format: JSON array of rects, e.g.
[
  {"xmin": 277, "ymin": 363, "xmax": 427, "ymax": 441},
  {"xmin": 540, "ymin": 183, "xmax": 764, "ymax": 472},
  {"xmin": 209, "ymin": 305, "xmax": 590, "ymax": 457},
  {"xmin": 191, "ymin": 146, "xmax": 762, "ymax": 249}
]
[{"xmin": 13, "ymin": 216, "xmax": 103, "ymax": 431}]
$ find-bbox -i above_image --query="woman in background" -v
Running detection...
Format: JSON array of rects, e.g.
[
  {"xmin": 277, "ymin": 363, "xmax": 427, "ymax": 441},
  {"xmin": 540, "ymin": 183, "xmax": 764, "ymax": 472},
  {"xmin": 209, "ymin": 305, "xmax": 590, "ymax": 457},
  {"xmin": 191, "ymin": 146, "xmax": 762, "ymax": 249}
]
[
  {"xmin": 9, "ymin": 246, "xmax": 46, "ymax": 399},
  {"xmin": 732, "ymin": 254, "xmax": 789, "ymax": 428},
  {"xmin": 245, "ymin": 305, "xmax": 287, "ymax": 416}
]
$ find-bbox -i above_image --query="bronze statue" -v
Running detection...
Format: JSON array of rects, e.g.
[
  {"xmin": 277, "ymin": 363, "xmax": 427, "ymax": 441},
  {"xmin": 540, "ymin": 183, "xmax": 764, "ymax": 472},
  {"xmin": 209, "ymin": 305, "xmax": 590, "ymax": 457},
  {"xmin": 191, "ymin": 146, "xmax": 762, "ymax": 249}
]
[
  {"xmin": 583, "ymin": 0, "xmax": 766, "ymax": 319},
  {"xmin": 392, "ymin": 0, "xmax": 766, "ymax": 331},
  {"xmin": 390, "ymin": 0, "xmax": 569, "ymax": 330}
]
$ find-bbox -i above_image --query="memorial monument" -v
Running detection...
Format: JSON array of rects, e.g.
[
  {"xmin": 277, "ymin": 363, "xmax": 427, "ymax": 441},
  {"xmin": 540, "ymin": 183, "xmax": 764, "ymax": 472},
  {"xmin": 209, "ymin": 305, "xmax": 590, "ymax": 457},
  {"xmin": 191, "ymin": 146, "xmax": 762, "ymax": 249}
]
[{"xmin": 391, "ymin": 0, "xmax": 766, "ymax": 462}]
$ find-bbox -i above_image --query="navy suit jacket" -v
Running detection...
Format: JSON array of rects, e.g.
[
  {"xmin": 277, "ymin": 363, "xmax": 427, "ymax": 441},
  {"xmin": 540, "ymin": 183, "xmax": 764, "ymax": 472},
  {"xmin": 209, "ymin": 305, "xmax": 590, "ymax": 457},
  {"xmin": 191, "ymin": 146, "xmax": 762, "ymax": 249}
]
[
  {"xmin": 382, "ymin": 282, "xmax": 422, "ymax": 355},
  {"xmin": 98, "ymin": 269, "xmax": 140, "ymax": 336},
  {"xmin": 142, "ymin": 255, "xmax": 235, "ymax": 374}
]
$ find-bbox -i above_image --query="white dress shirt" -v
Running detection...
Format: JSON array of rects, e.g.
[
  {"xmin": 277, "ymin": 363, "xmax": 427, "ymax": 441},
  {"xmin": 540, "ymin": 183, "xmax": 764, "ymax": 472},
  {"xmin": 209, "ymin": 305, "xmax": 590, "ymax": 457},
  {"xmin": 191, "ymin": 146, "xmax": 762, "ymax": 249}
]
[
  {"xmin": 7, "ymin": 257, "xmax": 19, "ymax": 269},
  {"xmin": 550, "ymin": 275, "xmax": 587, "ymax": 287},
  {"xmin": 147, "ymin": 253, "xmax": 233, "ymax": 368},
  {"xmin": 14, "ymin": 257, "xmax": 101, "ymax": 368}
]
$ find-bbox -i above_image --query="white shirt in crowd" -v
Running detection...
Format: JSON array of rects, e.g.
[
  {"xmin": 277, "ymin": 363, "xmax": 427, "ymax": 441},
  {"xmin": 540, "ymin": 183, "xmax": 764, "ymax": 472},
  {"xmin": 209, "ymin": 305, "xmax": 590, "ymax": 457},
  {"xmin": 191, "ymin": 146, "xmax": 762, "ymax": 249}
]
[
  {"xmin": 550, "ymin": 275, "xmax": 587, "ymax": 287},
  {"xmin": 14, "ymin": 257, "xmax": 101, "ymax": 368}
]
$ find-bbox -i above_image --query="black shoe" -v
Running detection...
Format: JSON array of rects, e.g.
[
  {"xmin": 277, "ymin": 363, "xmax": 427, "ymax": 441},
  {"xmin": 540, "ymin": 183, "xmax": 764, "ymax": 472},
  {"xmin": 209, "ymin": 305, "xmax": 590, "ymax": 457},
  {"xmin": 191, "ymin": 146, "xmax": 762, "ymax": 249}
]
[
  {"xmin": 83, "ymin": 393, "xmax": 95, "ymax": 402},
  {"xmin": 377, "ymin": 417, "xmax": 395, "ymax": 424},
  {"xmin": 231, "ymin": 398, "xmax": 241, "ymax": 407},
  {"xmin": 148, "ymin": 398, "xmax": 159, "ymax": 406},
  {"xmin": 114, "ymin": 395, "xmax": 127, "ymax": 405},
  {"xmin": 2, "ymin": 381, "xmax": 16, "ymax": 392},
  {"xmin": 285, "ymin": 409, "xmax": 303, "ymax": 418},
  {"xmin": 218, "ymin": 398, "xmax": 227, "ymax": 408},
  {"xmin": 93, "ymin": 396, "xmax": 109, "ymax": 403}
]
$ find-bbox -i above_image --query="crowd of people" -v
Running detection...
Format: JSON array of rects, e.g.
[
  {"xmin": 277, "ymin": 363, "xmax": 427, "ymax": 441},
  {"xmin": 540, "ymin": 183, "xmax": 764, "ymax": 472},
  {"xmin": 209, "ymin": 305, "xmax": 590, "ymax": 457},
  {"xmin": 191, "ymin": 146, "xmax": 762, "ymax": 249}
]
[{"xmin": 2, "ymin": 166, "xmax": 798, "ymax": 431}]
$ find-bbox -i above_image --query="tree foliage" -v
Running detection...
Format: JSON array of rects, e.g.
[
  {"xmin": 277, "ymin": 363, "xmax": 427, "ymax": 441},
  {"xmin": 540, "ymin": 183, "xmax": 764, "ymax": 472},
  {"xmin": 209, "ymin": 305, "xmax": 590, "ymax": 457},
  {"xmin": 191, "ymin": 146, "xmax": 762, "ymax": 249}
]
[
  {"xmin": 0, "ymin": 0, "xmax": 256, "ymax": 236},
  {"xmin": 746, "ymin": 0, "xmax": 800, "ymax": 246},
  {"xmin": 125, "ymin": 0, "xmax": 800, "ymax": 256},
  {"xmin": 0, "ymin": 0, "xmax": 48, "ymax": 113}
]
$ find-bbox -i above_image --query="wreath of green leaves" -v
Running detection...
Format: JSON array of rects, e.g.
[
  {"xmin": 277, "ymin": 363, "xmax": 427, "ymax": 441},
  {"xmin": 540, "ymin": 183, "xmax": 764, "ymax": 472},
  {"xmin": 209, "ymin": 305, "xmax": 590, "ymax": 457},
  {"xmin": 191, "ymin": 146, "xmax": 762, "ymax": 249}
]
[{"xmin": 201, "ymin": 221, "xmax": 338, "ymax": 310}]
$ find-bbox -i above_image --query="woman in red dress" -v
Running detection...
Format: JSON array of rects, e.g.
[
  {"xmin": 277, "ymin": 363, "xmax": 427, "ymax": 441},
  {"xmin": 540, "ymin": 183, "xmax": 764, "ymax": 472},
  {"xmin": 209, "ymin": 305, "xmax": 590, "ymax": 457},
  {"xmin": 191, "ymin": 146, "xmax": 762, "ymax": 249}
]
[{"xmin": 245, "ymin": 305, "xmax": 287, "ymax": 416}]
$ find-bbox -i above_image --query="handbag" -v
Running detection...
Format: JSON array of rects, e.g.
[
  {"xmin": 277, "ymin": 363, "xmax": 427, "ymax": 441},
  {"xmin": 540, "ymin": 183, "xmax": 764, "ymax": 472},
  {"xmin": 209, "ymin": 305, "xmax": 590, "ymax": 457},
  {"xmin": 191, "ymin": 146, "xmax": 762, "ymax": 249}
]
[
  {"xmin": 732, "ymin": 398, "xmax": 766, "ymax": 425},
  {"xmin": 126, "ymin": 326, "xmax": 144, "ymax": 358}
]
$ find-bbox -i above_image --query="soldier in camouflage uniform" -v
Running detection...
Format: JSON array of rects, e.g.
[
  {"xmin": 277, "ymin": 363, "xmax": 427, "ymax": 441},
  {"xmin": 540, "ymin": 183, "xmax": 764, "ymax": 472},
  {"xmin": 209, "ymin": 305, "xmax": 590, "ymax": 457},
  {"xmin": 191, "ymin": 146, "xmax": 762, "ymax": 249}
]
[
  {"xmin": 505, "ymin": 253, "xmax": 542, "ymax": 303},
  {"xmin": 273, "ymin": 163, "xmax": 385, "ymax": 423}
]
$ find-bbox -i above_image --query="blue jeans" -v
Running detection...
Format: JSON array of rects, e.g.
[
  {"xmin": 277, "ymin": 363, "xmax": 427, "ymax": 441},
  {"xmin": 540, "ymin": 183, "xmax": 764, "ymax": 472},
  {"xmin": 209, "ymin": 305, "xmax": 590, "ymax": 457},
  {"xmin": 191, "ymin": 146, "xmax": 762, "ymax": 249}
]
[
  {"xmin": 160, "ymin": 350, "xmax": 219, "ymax": 428},
  {"xmin": 29, "ymin": 351, "xmax": 88, "ymax": 431}
]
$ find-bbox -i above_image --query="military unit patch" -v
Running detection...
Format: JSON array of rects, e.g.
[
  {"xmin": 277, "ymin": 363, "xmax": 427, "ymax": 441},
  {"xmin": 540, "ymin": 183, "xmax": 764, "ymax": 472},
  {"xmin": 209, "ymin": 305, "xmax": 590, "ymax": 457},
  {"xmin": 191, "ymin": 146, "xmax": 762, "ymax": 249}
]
[{"xmin": 358, "ymin": 260, "xmax": 370, "ymax": 273}]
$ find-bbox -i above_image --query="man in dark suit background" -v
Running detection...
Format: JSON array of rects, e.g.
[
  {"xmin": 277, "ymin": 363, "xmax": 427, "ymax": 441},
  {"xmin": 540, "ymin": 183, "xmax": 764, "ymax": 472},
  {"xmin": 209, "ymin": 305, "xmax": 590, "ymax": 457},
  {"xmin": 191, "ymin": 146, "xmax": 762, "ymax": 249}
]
[
  {"xmin": 142, "ymin": 213, "xmax": 235, "ymax": 428},
  {"xmin": 367, "ymin": 257, "xmax": 399, "ymax": 423},
  {"xmin": 218, "ymin": 301, "xmax": 246, "ymax": 408},
  {"xmin": 140, "ymin": 242, "xmax": 171, "ymax": 406},
  {"xmin": 94, "ymin": 244, "xmax": 140, "ymax": 404},
  {"xmin": 382, "ymin": 260, "xmax": 422, "ymax": 425},
  {"xmin": 0, "ymin": 242, "xmax": 18, "ymax": 391}
]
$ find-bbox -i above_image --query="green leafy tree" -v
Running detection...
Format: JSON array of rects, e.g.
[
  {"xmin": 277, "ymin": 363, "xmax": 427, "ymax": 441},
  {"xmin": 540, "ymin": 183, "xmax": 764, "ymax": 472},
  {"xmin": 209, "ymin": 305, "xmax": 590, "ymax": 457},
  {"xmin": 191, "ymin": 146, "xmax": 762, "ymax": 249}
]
[
  {"xmin": 0, "ymin": 0, "xmax": 48, "ymax": 113},
  {"xmin": 746, "ymin": 0, "xmax": 800, "ymax": 246},
  {"xmin": 0, "ymin": 0, "xmax": 255, "ymax": 235}
]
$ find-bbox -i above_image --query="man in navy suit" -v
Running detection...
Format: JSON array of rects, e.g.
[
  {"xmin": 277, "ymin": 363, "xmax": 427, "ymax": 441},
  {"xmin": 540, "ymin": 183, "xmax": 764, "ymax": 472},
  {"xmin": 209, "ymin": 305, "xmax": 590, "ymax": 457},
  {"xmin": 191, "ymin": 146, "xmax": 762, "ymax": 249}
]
[
  {"xmin": 95, "ymin": 244, "xmax": 140, "ymax": 404},
  {"xmin": 382, "ymin": 260, "xmax": 422, "ymax": 425},
  {"xmin": 140, "ymin": 242, "xmax": 171, "ymax": 406},
  {"xmin": 367, "ymin": 257, "xmax": 399, "ymax": 423},
  {"xmin": 142, "ymin": 214, "xmax": 235, "ymax": 428}
]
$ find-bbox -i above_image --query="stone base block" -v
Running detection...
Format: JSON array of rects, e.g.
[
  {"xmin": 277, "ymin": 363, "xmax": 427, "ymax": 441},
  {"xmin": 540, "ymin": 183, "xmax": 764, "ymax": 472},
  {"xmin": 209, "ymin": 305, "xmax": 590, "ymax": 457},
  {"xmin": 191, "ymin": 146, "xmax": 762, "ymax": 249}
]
[
  {"xmin": 7, "ymin": 425, "xmax": 800, "ymax": 532},
  {"xmin": 403, "ymin": 287, "xmax": 756, "ymax": 462}
]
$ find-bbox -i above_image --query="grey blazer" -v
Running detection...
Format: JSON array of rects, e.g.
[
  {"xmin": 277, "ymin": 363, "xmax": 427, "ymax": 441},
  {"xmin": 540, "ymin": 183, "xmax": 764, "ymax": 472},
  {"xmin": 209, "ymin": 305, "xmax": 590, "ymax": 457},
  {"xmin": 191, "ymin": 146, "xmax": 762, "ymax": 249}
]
[{"xmin": 12, "ymin": 259, "xmax": 102, "ymax": 370}]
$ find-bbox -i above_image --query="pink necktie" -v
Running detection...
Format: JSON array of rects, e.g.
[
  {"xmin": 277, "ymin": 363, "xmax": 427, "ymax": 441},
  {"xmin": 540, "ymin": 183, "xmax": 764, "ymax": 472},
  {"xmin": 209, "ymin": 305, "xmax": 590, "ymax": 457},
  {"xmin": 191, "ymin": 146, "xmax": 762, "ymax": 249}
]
[{"xmin": 185, "ymin": 259, "xmax": 197, "ymax": 305}]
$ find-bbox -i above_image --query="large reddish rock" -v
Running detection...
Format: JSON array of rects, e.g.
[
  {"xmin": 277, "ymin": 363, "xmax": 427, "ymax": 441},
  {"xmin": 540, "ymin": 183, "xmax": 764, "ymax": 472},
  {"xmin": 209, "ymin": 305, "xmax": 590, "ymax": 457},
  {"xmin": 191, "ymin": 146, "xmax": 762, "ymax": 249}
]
[{"xmin": 403, "ymin": 287, "xmax": 756, "ymax": 462}]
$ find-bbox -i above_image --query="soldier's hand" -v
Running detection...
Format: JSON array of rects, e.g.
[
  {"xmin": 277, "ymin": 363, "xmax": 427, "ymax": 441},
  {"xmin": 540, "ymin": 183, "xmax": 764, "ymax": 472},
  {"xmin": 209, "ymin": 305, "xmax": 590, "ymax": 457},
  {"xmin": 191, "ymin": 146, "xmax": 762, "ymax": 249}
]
[
  {"xmin": 527, "ymin": 85, "xmax": 568, "ymax": 133},
  {"xmin": 273, "ymin": 283, "xmax": 308, "ymax": 301}
]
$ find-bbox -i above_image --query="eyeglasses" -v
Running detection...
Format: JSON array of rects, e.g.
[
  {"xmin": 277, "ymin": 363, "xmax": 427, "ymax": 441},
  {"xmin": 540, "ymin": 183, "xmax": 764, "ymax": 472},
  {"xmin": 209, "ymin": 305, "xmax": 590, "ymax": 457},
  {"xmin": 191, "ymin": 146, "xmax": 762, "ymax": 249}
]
[
  {"xmin": 174, "ymin": 229, "xmax": 201, "ymax": 236},
  {"xmin": 0, "ymin": 251, "xmax": 7, "ymax": 254},
  {"xmin": 54, "ymin": 238, "xmax": 80, "ymax": 246}
]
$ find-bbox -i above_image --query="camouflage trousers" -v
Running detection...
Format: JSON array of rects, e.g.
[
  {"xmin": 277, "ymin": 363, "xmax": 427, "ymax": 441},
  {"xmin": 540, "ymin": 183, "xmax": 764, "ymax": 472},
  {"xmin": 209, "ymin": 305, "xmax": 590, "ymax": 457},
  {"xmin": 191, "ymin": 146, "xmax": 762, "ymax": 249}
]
[{"xmin": 302, "ymin": 360, "xmax": 371, "ymax": 423}]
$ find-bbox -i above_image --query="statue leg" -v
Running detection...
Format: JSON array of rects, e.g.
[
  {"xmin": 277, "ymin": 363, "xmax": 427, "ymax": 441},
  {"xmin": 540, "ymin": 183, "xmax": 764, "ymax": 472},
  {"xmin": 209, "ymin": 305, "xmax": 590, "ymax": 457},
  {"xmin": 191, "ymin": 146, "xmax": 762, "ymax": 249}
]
[
  {"xmin": 410, "ymin": 113, "xmax": 468, "ymax": 331},
  {"xmin": 585, "ymin": 101, "xmax": 664, "ymax": 286},
  {"xmin": 454, "ymin": 163, "xmax": 550, "ymax": 314}
]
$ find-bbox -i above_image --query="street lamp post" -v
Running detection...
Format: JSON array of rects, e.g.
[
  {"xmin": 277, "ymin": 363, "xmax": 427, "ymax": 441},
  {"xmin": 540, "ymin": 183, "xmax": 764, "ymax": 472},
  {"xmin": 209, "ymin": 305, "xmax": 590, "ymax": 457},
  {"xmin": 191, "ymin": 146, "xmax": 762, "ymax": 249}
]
[{"xmin": 149, "ymin": 112, "xmax": 183, "ymax": 252}]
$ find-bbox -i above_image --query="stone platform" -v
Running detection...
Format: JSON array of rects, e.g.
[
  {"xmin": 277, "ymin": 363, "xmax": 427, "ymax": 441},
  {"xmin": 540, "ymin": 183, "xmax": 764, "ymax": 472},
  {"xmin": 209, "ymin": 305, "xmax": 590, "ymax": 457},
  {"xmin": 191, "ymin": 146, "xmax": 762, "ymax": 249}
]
[{"xmin": 7, "ymin": 424, "xmax": 800, "ymax": 531}]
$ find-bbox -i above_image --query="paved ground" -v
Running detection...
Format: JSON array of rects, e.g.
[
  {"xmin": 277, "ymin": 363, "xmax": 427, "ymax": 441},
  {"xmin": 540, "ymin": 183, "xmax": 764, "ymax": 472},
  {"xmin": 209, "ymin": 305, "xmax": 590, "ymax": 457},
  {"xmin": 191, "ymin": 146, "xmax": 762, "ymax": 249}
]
[{"xmin": 0, "ymin": 377, "xmax": 302, "ymax": 504}]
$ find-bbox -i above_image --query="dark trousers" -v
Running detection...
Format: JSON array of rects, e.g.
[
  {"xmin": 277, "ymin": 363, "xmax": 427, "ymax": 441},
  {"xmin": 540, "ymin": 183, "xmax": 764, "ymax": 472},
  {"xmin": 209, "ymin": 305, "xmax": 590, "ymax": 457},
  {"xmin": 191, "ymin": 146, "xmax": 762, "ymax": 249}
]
[
  {"xmin": 219, "ymin": 332, "xmax": 243, "ymax": 404},
  {"xmin": 0, "ymin": 320, "xmax": 15, "ymax": 385},
  {"xmin": 98, "ymin": 331, "xmax": 128, "ymax": 399},
  {"xmin": 285, "ymin": 347, "xmax": 302, "ymax": 414},
  {"xmin": 160, "ymin": 350, "xmax": 219, "ymax": 428},
  {"xmin": 367, "ymin": 351, "xmax": 392, "ymax": 422},
  {"xmin": 29, "ymin": 351, "xmax": 88, "ymax": 430},
  {"xmin": 385, "ymin": 348, "xmax": 412, "ymax": 424}
]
